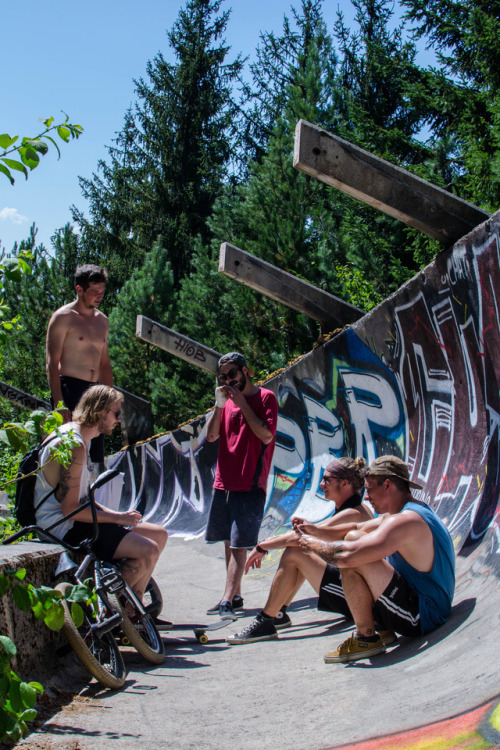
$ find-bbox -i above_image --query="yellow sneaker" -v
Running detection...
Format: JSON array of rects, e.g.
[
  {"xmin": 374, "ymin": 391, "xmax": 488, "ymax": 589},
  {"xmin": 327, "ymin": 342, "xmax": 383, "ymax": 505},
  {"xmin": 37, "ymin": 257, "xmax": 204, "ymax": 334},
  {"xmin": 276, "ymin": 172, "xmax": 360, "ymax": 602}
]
[
  {"xmin": 377, "ymin": 629, "xmax": 397, "ymax": 646},
  {"xmin": 324, "ymin": 632, "xmax": 386, "ymax": 663}
]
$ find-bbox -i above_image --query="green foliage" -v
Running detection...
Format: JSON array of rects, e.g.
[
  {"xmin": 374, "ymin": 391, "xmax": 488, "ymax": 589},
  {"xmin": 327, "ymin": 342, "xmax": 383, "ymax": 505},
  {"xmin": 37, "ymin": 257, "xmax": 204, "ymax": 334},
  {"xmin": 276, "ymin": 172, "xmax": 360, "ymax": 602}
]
[
  {"xmin": 0, "ymin": 570, "xmax": 93, "ymax": 742},
  {"xmin": 0, "ymin": 114, "xmax": 83, "ymax": 185}
]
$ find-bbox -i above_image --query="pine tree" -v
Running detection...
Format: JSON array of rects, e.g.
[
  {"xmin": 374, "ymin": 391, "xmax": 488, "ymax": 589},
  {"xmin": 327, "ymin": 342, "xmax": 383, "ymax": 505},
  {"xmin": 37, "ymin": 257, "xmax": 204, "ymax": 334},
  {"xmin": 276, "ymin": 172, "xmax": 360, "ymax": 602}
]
[
  {"xmin": 73, "ymin": 0, "xmax": 243, "ymax": 297},
  {"xmin": 401, "ymin": 0, "xmax": 500, "ymax": 209}
]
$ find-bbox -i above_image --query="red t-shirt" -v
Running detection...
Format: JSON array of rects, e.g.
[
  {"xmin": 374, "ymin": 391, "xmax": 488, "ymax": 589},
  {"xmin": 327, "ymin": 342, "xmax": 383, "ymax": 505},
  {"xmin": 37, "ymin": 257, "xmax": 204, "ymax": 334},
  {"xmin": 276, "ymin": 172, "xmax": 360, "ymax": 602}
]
[{"xmin": 213, "ymin": 387, "xmax": 278, "ymax": 492}]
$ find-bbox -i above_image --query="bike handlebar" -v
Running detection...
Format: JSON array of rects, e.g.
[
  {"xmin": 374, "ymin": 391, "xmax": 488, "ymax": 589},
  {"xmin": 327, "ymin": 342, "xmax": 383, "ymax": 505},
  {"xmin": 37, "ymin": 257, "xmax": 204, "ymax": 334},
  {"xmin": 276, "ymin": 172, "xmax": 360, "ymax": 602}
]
[{"xmin": 2, "ymin": 467, "xmax": 123, "ymax": 550}]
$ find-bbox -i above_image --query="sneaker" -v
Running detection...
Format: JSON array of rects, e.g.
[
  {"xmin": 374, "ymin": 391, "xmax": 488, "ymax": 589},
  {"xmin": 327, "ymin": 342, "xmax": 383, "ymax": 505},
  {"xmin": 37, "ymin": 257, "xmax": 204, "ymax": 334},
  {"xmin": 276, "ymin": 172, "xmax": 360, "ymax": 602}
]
[
  {"xmin": 219, "ymin": 602, "xmax": 238, "ymax": 620},
  {"xmin": 226, "ymin": 615, "xmax": 278, "ymax": 645},
  {"xmin": 324, "ymin": 632, "xmax": 386, "ymax": 663},
  {"xmin": 273, "ymin": 606, "xmax": 292, "ymax": 630},
  {"xmin": 377, "ymin": 629, "xmax": 397, "ymax": 646},
  {"xmin": 206, "ymin": 595, "xmax": 244, "ymax": 616}
]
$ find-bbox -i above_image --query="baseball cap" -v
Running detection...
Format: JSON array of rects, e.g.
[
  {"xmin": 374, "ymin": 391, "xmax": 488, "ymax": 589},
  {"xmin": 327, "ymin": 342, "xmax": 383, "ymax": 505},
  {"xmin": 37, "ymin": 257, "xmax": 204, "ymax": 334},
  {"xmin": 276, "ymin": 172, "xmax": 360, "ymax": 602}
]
[
  {"xmin": 366, "ymin": 455, "xmax": 423, "ymax": 490},
  {"xmin": 218, "ymin": 352, "xmax": 254, "ymax": 377}
]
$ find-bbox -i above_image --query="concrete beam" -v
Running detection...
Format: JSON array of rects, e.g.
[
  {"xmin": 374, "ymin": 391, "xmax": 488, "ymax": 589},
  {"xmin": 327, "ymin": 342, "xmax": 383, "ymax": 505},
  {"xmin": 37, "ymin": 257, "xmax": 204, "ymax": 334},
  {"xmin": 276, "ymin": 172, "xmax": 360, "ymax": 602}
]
[
  {"xmin": 0, "ymin": 380, "xmax": 50, "ymax": 411},
  {"xmin": 136, "ymin": 316, "xmax": 221, "ymax": 374},
  {"xmin": 293, "ymin": 119, "xmax": 491, "ymax": 246},
  {"xmin": 115, "ymin": 387, "xmax": 154, "ymax": 444},
  {"xmin": 219, "ymin": 243, "xmax": 363, "ymax": 327}
]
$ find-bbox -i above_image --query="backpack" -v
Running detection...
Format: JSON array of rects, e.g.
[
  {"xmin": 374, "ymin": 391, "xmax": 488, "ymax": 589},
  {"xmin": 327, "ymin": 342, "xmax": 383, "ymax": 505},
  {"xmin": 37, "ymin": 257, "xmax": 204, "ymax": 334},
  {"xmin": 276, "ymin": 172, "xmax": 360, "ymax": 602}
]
[{"xmin": 14, "ymin": 435, "xmax": 59, "ymax": 527}]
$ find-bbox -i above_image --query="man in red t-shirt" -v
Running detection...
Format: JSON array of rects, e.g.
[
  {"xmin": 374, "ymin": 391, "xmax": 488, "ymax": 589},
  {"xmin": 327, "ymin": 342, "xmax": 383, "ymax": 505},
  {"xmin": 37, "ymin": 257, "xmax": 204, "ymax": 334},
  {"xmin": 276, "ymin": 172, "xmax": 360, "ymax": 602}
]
[{"xmin": 205, "ymin": 352, "xmax": 278, "ymax": 619}]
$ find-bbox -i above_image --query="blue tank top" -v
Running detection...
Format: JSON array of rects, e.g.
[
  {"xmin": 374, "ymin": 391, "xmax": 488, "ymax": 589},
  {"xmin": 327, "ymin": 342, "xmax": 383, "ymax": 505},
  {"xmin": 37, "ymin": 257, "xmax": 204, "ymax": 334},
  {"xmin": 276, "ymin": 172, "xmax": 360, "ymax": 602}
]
[{"xmin": 387, "ymin": 501, "xmax": 455, "ymax": 634}]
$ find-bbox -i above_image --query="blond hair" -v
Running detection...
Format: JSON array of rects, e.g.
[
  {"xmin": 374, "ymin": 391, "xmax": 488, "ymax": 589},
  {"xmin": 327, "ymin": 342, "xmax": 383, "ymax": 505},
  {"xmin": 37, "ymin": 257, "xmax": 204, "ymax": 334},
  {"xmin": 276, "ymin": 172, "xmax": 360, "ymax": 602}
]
[{"xmin": 72, "ymin": 385, "xmax": 123, "ymax": 428}]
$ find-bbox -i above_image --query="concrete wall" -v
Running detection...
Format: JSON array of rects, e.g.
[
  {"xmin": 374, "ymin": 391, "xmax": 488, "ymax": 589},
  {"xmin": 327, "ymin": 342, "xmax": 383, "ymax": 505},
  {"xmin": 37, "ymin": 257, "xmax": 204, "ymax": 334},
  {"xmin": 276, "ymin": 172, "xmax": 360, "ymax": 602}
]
[
  {"xmin": 0, "ymin": 542, "xmax": 67, "ymax": 681},
  {"xmin": 108, "ymin": 211, "xmax": 500, "ymax": 571}
]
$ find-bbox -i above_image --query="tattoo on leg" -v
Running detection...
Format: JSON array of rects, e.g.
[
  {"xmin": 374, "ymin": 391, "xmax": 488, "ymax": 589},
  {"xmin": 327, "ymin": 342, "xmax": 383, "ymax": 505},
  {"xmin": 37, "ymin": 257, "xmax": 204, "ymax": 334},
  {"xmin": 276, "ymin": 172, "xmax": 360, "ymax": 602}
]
[{"xmin": 121, "ymin": 562, "xmax": 139, "ymax": 574}]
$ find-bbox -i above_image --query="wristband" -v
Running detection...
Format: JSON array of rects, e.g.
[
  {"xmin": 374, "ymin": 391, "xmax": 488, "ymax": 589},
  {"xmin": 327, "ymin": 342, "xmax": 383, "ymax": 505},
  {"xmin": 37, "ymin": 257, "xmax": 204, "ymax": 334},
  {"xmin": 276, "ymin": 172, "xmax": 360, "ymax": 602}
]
[{"xmin": 256, "ymin": 544, "xmax": 268, "ymax": 555}]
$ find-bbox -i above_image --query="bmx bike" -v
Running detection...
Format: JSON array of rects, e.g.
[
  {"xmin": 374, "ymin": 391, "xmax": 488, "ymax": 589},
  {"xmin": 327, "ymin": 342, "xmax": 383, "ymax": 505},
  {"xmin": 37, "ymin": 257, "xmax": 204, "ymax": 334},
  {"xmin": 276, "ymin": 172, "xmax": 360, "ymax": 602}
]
[{"xmin": 2, "ymin": 469, "xmax": 165, "ymax": 689}]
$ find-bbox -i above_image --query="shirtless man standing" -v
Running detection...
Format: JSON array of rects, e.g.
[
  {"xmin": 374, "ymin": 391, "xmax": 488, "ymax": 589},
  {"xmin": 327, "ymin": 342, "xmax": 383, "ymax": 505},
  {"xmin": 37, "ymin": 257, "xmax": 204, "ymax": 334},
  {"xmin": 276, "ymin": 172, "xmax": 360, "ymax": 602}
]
[{"xmin": 46, "ymin": 265, "xmax": 112, "ymax": 467}]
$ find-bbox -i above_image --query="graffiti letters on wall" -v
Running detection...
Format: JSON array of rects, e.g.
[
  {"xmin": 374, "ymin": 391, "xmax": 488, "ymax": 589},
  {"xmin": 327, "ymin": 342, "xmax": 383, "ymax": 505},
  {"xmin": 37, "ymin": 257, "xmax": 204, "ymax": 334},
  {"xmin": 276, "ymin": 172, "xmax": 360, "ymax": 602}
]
[{"xmin": 110, "ymin": 218, "xmax": 500, "ymax": 562}]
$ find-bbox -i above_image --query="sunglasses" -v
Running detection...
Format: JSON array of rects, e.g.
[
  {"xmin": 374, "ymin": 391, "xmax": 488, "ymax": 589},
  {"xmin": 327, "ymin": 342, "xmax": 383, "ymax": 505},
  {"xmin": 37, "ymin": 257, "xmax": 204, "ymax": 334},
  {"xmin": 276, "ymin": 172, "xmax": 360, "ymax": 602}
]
[{"xmin": 217, "ymin": 367, "xmax": 241, "ymax": 383}]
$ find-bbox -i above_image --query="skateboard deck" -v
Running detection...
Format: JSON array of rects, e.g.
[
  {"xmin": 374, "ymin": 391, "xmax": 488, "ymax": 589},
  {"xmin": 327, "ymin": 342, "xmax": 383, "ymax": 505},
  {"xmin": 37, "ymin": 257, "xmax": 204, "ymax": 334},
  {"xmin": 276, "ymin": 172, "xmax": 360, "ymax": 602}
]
[{"xmin": 194, "ymin": 617, "xmax": 236, "ymax": 644}]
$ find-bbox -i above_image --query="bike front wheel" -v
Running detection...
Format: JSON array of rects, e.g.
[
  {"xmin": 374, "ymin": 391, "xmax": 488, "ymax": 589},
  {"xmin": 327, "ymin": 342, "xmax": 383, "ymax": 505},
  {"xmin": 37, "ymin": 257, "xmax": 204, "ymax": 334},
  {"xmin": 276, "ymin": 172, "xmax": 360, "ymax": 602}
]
[
  {"xmin": 109, "ymin": 590, "xmax": 165, "ymax": 665},
  {"xmin": 56, "ymin": 582, "xmax": 126, "ymax": 689}
]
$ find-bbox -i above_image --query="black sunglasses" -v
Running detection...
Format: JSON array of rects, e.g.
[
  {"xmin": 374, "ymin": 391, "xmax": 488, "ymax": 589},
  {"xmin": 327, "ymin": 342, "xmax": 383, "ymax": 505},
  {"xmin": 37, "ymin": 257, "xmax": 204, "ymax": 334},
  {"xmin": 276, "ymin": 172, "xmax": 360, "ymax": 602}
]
[{"xmin": 218, "ymin": 367, "xmax": 241, "ymax": 383}]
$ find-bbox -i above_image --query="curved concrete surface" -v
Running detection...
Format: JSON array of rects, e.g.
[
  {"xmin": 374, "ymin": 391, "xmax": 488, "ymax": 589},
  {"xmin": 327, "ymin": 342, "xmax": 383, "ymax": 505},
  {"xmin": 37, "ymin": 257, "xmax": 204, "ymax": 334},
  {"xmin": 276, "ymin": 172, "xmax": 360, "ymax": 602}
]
[{"xmin": 98, "ymin": 210, "xmax": 500, "ymax": 747}]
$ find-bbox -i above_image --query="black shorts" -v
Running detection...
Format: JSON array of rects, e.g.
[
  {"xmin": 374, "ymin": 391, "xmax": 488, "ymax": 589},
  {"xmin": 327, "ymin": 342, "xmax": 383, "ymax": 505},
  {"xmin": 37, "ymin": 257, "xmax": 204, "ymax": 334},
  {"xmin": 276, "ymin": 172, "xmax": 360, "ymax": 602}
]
[
  {"xmin": 56, "ymin": 376, "xmax": 105, "ymax": 463},
  {"xmin": 63, "ymin": 522, "xmax": 131, "ymax": 562},
  {"xmin": 317, "ymin": 564, "xmax": 352, "ymax": 618},
  {"xmin": 372, "ymin": 570, "xmax": 421, "ymax": 636},
  {"xmin": 205, "ymin": 488, "xmax": 266, "ymax": 548}
]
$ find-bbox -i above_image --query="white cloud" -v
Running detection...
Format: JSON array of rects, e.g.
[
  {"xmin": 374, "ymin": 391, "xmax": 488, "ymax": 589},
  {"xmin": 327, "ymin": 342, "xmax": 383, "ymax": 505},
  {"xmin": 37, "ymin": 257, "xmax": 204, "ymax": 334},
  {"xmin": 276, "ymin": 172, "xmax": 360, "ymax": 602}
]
[{"xmin": 0, "ymin": 207, "xmax": 29, "ymax": 225}]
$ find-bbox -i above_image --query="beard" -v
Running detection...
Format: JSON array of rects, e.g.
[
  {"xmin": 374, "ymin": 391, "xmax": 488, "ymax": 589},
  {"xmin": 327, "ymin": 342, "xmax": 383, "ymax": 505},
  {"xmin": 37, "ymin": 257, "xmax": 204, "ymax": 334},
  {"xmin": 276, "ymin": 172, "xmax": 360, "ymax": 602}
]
[{"xmin": 229, "ymin": 372, "xmax": 246, "ymax": 391}]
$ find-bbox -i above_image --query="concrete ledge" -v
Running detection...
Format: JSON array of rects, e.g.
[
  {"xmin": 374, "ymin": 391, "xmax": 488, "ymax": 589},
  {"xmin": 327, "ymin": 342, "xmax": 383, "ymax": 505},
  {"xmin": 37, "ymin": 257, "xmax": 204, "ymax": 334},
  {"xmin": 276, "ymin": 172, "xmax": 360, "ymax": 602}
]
[{"xmin": 0, "ymin": 541, "xmax": 68, "ymax": 682}]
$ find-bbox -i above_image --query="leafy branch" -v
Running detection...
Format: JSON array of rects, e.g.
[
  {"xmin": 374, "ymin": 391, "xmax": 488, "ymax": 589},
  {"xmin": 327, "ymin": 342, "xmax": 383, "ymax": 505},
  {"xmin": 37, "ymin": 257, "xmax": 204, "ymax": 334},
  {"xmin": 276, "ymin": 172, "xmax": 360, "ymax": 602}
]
[
  {"xmin": 0, "ymin": 570, "xmax": 93, "ymax": 742},
  {"xmin": 0, "ymin": 114, "xmax": 83, "ymax": 185}
]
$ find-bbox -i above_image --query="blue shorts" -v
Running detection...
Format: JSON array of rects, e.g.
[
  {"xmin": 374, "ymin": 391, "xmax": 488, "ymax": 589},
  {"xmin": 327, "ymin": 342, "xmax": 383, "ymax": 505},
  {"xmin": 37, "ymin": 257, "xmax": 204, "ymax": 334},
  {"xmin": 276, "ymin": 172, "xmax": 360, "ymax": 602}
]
[{"xmin": 205, "ymin": 488, "xmax": 266, "ymax": 549}]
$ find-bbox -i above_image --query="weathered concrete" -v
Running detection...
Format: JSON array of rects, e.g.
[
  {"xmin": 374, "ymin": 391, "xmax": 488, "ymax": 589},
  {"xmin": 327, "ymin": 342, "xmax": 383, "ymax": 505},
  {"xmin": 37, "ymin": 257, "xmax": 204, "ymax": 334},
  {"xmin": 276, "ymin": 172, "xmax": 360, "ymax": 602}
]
[
  {"xmin": 136, "ymin": 315, "xmax": 221, "ymax": 374},
  {"xmin": 219, "ymin": 242, "xmax": 363, "ymax": 328},
  {"xmin": 0, "ymin": 542, "xmax": 68, "ymax": 681},
  {"xmin": 293, "ymin": 119, "xmax": 490, "ymax": 245},
  {"xmin": 12, "ymin": 532, "xmax": 500, "ymax": 750}
]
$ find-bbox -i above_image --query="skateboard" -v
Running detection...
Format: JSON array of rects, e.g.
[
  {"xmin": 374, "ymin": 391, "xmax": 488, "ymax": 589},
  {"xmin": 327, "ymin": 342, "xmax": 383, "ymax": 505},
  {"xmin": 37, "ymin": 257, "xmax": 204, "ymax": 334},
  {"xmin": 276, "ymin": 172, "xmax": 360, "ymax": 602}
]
[{"xmin": 194, "ymin": 617, "xmax": 236, "ymax": 644}]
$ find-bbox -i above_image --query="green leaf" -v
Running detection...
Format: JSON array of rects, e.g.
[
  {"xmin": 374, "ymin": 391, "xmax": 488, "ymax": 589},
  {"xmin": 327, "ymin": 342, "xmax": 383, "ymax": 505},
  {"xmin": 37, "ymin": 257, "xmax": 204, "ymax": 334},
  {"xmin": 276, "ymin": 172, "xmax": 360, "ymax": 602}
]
[
  {"xmin": 70, "ymin": 601, "xmax": 84, "ymax": 628},
  {"xmin": 19, "ymin": 682, "xmax": 37, "ymax": 709},
  {"xmin": 0, "ymin": 159, "xmax": 27, "ymax": 177},
  {"xmin": 20, "ymin": 708, "xmax": 37, "ymax": 722},
  {"xmin": 57, "ymin": 126, "xmax": 70, "ymax": 142},
  {"xmin": 0, "ymin": 134, "xmax": 18, "ymax": 149},
  {"xmin": 0, "ymin": 162, "xmax": 14, "ymax": 184},
  {"xmin": 24, "ymin": 139, "xmax": 48, "ymax": 156},
  {"xmin": 43, "ymin": 603, "xmax": 64, "ymax": 631},
  {"xmin": 8, "ymin": 679, "xmax": 22, "ymax": 714},
  {"xmin": 12, "ymin": 586, "xmax": 31, "ymax": 612},
  {"xmin": 0, "ymin": 574, "xmax": 10, "ymax": 596},
  {"xmin": 0, "ymin": 636, "xmax": 16, "ymax": 660}
]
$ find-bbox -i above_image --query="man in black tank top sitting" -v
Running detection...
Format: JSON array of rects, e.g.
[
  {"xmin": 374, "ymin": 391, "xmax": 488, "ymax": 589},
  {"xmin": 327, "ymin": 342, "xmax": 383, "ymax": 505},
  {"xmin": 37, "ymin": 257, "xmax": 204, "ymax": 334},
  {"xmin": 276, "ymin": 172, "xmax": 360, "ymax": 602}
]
[{"xmin": 226, "ymin": 456, "xmax": 372, "ymax": 645}]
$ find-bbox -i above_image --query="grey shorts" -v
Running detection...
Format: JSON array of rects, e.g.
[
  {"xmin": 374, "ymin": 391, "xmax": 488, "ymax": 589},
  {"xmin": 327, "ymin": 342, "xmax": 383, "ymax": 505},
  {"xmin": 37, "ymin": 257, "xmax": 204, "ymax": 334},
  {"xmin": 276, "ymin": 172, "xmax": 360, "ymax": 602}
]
[{"xmin": 205, "ymin": 488, "xmax": 266, "ymax": 549}]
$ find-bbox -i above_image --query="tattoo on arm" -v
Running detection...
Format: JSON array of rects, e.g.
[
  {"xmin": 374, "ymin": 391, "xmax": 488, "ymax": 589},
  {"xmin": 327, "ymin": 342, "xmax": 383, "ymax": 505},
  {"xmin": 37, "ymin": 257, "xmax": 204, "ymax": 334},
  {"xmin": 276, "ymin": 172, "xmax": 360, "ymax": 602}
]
[
  {"xmin": 318, "ymin": 542, "xmax": 344, "ymax": 566},
  {"xmin": 58, "ymin": 467, "xmax": 71, "ymax": 501}
]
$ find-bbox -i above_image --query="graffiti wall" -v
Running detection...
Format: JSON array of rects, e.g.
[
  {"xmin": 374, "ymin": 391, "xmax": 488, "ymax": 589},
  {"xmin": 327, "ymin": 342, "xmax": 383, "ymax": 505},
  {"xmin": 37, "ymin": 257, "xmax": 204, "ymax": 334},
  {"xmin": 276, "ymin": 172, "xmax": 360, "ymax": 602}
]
[{"xmin": 109, "ymin": 211, "xmax": 500, "ymax": 565}]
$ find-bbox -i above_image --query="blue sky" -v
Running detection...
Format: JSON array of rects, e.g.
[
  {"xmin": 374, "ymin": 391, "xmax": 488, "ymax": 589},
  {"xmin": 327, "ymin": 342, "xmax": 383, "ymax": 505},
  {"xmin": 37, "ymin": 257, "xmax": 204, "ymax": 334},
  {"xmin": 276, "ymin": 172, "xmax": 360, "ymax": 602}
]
[{"xmin": 1, "ymin": 0, "xmax": 416, "ymax": 254}]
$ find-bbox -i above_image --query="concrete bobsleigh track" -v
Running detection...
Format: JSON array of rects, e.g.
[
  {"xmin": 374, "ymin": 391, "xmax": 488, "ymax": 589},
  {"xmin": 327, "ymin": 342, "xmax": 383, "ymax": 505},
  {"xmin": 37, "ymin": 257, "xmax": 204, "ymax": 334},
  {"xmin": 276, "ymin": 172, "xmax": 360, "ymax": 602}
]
[
  {"xmin": 25, "ymin": 210, "xmax": 499, "ymax": 749},
  {"xmin": 102, "ymin": 209, "xmax": 500, "ymax": 747}
]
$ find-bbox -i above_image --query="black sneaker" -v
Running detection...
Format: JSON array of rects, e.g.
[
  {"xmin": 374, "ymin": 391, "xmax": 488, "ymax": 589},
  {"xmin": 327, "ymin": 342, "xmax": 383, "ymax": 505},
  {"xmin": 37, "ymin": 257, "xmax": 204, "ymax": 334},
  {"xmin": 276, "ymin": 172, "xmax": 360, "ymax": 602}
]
[
  {"xmin": 226, "ymin": 614, "xmax": 278, "ymax": 644},
  {"xmin": 219, "ymin": 602, "xmax": 238, "ymax": 620},
  {"xmin": 273, "ymin": 606, "xmax": 292, "ymax": 630},
  {"xmin": 206, "ymin": 596, "xmax": 244, "ymax": 616}
]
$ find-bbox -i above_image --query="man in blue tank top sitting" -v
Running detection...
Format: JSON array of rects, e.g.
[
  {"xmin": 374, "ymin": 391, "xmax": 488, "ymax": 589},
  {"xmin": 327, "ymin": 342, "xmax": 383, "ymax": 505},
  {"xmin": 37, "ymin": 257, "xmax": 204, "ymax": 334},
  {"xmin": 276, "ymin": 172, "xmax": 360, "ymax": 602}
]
[{"xmin": 298, "ymin": 455, "xmax": 455, "ymax": 663}]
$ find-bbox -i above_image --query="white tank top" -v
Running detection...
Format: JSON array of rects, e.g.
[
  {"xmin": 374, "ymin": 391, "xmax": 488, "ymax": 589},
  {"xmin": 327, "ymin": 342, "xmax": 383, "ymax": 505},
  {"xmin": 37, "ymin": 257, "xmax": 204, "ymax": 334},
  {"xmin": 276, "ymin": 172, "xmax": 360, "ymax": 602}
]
[{"xmin": 34, "ymin": 423, "xmax": 91, "ymax": 540}]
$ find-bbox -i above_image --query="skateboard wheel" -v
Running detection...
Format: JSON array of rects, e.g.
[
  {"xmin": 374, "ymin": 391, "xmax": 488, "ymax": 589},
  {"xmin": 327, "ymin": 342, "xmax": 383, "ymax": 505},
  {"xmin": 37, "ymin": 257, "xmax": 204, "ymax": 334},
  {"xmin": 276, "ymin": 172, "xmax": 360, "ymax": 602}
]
[
  {"xmin": 198, "ymin": 634, "xmax": 209, "ymax": 644},
  {"xmin": 121, "ymin": 636, "xmax": 131, "ymax": 647}
]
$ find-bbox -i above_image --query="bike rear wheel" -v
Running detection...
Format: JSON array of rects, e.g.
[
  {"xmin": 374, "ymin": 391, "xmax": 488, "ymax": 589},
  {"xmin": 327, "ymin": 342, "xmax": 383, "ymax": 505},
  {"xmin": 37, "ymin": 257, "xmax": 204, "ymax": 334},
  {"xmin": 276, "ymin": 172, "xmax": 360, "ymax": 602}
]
[
  {"xmin": 56, "ymin": 582, "xmax": 126, "ymax": 689},
  {"xmin": 109, "ymin": 590, "xmax": 165, "ymax": 665},
  {"xmin": 144, "ymin": 576, "xmax": 163, "ymax": 619}
]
